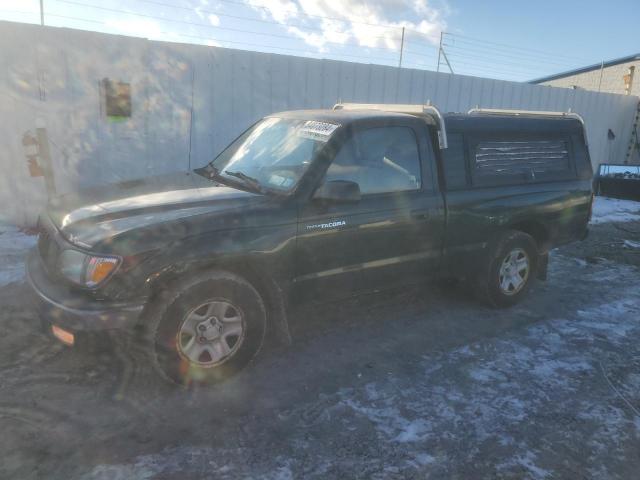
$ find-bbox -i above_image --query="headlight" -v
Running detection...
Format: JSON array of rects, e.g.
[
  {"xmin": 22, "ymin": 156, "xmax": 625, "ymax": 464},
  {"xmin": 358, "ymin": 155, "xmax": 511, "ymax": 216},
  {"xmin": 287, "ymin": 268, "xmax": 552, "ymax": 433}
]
[{"xmin": 58, "ymin": 249, "xmax": 121, "ymax": 287}]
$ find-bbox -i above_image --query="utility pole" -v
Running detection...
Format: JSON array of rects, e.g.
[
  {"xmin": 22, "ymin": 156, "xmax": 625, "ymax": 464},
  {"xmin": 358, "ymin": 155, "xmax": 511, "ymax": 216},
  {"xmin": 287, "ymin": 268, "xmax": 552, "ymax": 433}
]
[
  {"xmin": 436, "ymin": 31, "xmax": 443, "ymax": 72},
  {"xmin": 398, "ymin": 27, "xmax": 405, "ymax": 68},
  {"xmin": 597, "ymin": 60, "xmax": 604, "ymax": 92},
  {"xmin": 40, "ymin": 0, "xmax": 44, "ymax": 25},
  {"xmin": 436, "ymin": 32, "xmax": 453, "ymax": 74},
  {"xmin": 440, "ymin": 45, "xmax": 454, "ymax": 74}
]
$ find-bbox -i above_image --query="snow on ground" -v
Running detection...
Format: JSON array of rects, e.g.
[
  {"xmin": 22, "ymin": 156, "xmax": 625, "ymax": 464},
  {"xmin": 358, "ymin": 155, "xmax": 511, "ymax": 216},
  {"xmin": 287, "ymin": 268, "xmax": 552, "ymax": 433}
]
[
  {"xmin": 624, "ymin": 239, "xmax": 640, "ymax": 249},
  {"xmin": 0, "ymin": 222, "xmax": 36, "ymax": 287},
  {"xmin": 591, "ymin": 196, "xmax": 640, "ymax": 224},
  {"xmin": 79, "ymin": 254, "xmax": 640, "ymax": 479},
  {"xmin": 2, "ymin": 196, "xmax": 640, "ymax": 479}
]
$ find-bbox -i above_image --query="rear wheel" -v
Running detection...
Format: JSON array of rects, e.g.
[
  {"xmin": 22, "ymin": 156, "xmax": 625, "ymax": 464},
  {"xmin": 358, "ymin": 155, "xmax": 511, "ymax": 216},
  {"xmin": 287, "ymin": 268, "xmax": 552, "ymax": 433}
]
[
  {"xmin": 143, "ymin": 271, "xmax": 266, "ymax": 386},
  {"xmin": 497, "ymin": 247, "xmax": 531, "ymax": 296},
  {"xmin": 476, "ymin": 231, "xmax": 538, "ymax": 308}
]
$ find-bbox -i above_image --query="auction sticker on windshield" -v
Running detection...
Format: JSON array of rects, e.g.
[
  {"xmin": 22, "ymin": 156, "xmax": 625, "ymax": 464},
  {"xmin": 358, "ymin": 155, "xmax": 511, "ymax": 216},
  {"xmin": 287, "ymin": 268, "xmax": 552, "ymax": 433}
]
[{"xmin": 297, "ymin": 121, "xmax": 340, "ymax": 142}]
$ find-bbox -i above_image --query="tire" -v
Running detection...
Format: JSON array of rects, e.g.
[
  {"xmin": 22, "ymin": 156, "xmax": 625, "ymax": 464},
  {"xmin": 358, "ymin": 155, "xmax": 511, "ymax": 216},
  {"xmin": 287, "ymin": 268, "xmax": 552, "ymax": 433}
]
[
  {"xmin": 142, "ymin": 270, "xmax": 267, "ymax": 386},
  {"xmin": 475, "ymin": 230, "xmax": 538, "ymax": 308}
]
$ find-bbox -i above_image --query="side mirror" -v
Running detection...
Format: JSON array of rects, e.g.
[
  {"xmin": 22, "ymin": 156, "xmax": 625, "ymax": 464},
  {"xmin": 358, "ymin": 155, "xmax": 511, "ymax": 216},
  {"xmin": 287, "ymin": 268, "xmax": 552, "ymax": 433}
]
[{"xmin": 313, "ymin": 180, "xmax": 361, "ymax": 203}]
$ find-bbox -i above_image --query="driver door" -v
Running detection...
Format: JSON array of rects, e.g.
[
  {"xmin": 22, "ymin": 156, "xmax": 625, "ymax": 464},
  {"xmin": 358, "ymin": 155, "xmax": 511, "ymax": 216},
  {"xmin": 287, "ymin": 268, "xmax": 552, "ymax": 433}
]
[{"xmin": 293, "ymin": 120, "xmax": 444, "ymax": 301}]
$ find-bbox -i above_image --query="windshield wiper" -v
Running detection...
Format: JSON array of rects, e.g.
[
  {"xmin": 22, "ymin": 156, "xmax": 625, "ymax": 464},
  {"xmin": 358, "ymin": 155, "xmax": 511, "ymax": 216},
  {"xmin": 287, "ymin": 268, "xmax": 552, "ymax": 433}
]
[
  {"xmin": 193, "ymin": 164, "xmax": 221, "ymax": 180},
  {"xmin": 224, "ymin": 170, "xmax": 264, "ymax": 193}
]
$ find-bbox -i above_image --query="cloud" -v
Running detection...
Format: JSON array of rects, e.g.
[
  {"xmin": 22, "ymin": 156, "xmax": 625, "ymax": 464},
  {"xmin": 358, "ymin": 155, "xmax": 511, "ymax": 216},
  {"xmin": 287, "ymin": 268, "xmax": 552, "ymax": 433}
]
[
  {"xmin": 103, "ymin": 18, "xmax": 163, "ymax": 39},
  {"xmin": 194, "ymin": 0, "xmax": 211, "ymax": 20},
  {"xmin": 248, "ymin": 0, "xmax": 300, "ymax": 23},
  {"xmin": 208, "ymin": 14, "xmax": 220, "ymax": 26},
  {"xmin": 249, "ymin": 0, "xmax": 447, "ymax": 51}
]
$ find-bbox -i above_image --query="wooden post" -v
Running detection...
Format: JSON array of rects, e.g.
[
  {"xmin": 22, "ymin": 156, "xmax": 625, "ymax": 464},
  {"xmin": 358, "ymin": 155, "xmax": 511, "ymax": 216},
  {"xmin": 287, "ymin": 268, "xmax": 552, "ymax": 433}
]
[
  {"xmin": 36, "ymin": 128, "xmax": 56, "ymax": 198},
  {"xmin": 398, "ymin": 27, "xmax": 405, "ymax": 68}
]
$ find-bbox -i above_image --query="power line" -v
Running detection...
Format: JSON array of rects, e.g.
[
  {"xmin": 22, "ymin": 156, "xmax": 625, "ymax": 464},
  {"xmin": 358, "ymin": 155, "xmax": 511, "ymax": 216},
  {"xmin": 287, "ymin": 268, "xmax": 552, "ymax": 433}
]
[
  {"xmin": 443, "ymin": 38, "xmax": 584, "ymax": 68},
  {"xmin": 442, "ymin": 43, "xmax": 584, "ymax": 69},
  {"xmin": 40, "ymin": 12, "xmax": 399, "ymax": 64},
  {"xmin": 399, "ymin": 38, "xmax": 440, "ymax": 50},
  {"xmin": 0, "ymin": 8, "xmax": 39, "ymax": 18},
  {"xmin": 402, "ymin": 50, "xmax": 442, "ymax": 66},
  {"xmin": 443, "ymin": 54, "xmax": 548, "ymax": 74},
  {"xmin": 131, "ymin": 0, "xmax": 399, "ymax": 42},
  {"xmin": 214, "ymin": 0, "xmax": 438, "ymax": 38},
  {"xmin": 438, "ymin": 62, "xmax": 540, "ymax": 79},
  {"xmin": 443, "ymin": 52, "xmax": 558, "ymax": 73},
  {"xmin": 52, "ymin": 0, "xmax": 403, "ymax": 53},
  {"xmin": 443, "ymin": 32, "xmax": 593, "ymax": 63},
  {"xmin": 0, "ymin": 4, "xmax": 402, "ymax": 63},
  {"xmin": 135, "ymin": 0, "xmax": 441, "ymax": 44},
  {"xmin": 406, "ymin": 53, "xmax": 545, "ymax": 79},
  {"xmin": 182, "ymin": 0, "xmax": 441, "ymax": 42},
  {"xmin": 402, "ymin": 50, "xmax": 439, "ymax": 58},
  {"xmin": 0, "ymin": 4, "xmax": 588, "ymax": 81}
]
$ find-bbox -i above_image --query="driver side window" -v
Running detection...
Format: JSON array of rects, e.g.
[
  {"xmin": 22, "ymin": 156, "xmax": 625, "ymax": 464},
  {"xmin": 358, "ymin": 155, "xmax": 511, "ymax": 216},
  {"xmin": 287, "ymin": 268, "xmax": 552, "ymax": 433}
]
[{"xmin": 325, "ymin": 126, "xmax": 422, "ymax": 195}]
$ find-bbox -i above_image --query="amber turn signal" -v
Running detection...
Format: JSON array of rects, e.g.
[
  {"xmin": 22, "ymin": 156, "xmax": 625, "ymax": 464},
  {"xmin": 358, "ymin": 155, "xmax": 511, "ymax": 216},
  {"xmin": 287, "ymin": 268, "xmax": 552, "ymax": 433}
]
[
  {"xmin": 85, "ymin": 256, "xmax": 119, "ymax": 287},
  {"xmin": 51, "ymin": 325, "xmax": 75, "ymax": 346}
]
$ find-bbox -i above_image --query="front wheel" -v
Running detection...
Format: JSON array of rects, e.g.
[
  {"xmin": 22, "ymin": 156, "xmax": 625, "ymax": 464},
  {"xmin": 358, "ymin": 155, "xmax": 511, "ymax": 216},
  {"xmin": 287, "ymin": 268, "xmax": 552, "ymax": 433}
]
[
  {"xmin": 143, "ymin": 271, "xmax": 267, "ymax": 386},
  {"xmin": 476, "ymin": 231, "xmax": 538, "ymax": 308}
]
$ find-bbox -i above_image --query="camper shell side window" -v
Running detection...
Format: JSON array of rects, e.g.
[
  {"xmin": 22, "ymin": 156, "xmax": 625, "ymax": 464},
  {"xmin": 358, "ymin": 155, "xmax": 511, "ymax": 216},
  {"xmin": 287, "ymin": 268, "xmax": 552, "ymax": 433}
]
[{"xmin": 466, "ymin": 132, "xmax": 577, "ymax": 187}]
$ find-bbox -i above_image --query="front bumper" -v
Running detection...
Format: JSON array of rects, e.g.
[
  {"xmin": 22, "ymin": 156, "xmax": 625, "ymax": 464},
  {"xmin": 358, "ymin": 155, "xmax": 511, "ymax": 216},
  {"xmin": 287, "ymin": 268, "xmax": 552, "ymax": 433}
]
[{"xmin": 26, "ymin": 249, "xmax": 145, "ymax": 332}]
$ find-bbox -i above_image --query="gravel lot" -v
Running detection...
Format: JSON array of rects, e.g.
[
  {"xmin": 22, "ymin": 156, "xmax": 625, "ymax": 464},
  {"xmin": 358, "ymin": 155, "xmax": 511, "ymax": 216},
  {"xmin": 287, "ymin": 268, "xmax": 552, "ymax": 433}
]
[{"xmin": 1, "ymin": 199, "xmax": 640, "ymax": 479}]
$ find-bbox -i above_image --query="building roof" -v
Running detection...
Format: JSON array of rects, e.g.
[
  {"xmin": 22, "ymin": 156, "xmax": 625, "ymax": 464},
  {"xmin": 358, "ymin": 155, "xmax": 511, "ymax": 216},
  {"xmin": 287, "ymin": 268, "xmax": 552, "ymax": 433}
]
[{"xmin": 529, "ymin": 53, "xmax": 640, "ymax": 84}]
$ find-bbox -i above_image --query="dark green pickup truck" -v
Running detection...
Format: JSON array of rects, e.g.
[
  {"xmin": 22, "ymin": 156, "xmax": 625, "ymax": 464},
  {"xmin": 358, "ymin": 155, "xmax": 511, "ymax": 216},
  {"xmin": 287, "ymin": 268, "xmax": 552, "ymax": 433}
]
[{"xmin": 27, "ymin": 104, "xmax": 593, "ymax": 384}]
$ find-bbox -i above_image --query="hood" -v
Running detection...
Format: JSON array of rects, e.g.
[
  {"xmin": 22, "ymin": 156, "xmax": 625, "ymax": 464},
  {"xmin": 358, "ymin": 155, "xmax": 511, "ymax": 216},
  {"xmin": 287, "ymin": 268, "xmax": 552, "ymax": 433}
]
[{"xmin": 47, "ymin": 172, "xmax": 263, "ymax": 248}]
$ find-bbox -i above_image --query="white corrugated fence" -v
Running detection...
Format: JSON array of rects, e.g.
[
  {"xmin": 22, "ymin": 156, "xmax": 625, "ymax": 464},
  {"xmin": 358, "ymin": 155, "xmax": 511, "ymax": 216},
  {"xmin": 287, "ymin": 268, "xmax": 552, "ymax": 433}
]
[{"xmin": 1, "ymin": 21, "xmax": 638, "ymax": 225}]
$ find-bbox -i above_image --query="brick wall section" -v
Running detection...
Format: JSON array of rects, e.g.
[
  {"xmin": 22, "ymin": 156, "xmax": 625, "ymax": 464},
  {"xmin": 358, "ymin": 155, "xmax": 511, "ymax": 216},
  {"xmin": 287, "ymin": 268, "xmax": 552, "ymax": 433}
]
[{"xmin": 539, "ymin": 60, "xmax": 640, "ymax": 96}]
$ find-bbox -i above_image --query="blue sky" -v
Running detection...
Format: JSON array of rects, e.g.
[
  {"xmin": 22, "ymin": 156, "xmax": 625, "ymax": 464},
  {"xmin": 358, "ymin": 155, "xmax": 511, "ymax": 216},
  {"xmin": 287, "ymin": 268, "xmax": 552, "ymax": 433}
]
[{"xmin": 0, "ymin": 0, "xmax": 637, "ymax": 82}]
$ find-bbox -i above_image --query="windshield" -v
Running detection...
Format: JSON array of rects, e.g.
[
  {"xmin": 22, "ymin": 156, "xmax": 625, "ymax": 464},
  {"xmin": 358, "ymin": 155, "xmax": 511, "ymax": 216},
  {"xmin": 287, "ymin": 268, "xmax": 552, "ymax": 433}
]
[{"xmin": 208, "ymin": 117, "xmax": 339, "ymax": 193}]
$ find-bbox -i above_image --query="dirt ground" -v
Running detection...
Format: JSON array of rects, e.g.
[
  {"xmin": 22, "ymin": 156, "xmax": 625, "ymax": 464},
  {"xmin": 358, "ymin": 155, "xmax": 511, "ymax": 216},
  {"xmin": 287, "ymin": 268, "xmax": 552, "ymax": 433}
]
[{"xmin": 1, "ymin": 219, "xmax": 640, "ymax": 479}]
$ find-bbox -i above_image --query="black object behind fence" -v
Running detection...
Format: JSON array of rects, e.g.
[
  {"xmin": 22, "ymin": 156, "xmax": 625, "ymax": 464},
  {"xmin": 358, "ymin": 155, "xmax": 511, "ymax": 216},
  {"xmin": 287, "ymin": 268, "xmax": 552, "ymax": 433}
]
[{"xmin": 596, "ymin": 164, "xmax": 640, "ymax": 201}]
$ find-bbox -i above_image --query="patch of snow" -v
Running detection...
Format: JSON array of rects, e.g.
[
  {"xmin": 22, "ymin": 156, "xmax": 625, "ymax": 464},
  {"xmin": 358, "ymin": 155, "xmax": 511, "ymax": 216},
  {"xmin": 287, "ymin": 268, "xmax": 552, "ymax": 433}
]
[
  {"xmin": 414, "ymin": 453, "xmax": 435, "ymax": 465},
  {"xmin": 79, "ymin": 254, "xmax": 640, "ymax": 479},
  {"xmin": 591, "ymin": 196, "xmax": 640, "ymax": 224},
  {"xmin": 574, "ymin": 257, "xmax": 588, "ymax": 267},
  {"xmin": 81, "ymin": 446, "xmax": 295, "ymax": 480},
  {"xmin": 336, "ymin": 256, "xmax": 640, "ymax": 475},
  {"xmin": 394, "ymin": 419, "xmax": 431, "ymax": 442},
  {"xmin": 497, "ymin": 451, "xmax": 552, "ymax": 480},
  {"xmin": 468, "ymin": 366, "xmax": 507, "ymax": 383},
  {"xmin": 624, "ymin": 239, "xmax": 640, "ymax": 249},
  {"xmin": 0, "ymin": 222, "xmax": 37, "ymax": 287}
]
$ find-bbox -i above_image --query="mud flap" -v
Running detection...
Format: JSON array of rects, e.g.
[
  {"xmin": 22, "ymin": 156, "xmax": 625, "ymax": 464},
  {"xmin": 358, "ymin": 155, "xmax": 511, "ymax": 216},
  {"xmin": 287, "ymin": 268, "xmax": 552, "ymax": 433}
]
[
  {"xmin": 265, "ymin": 278, "xmax": 292, "ymax": 346},
  {"xmin": 537, "ymin": 252, "xmax": 549, "ymax": 281}
]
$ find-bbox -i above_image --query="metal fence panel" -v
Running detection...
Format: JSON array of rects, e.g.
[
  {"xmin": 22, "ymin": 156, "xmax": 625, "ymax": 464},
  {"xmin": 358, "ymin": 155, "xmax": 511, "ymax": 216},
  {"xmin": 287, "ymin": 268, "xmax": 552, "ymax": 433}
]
[{"xmin": 0, "ymin": 21, "xmax": 638, "ymax": 225}]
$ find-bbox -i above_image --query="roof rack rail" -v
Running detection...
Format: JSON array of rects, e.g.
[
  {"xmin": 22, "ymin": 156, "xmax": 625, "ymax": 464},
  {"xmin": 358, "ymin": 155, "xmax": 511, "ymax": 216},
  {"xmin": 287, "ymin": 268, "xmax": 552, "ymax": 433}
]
[
  {"xmin": 467, "ymin": 107, "xmax": 587, "ymax": 145},
  {"xmin": 467, "ymin": 107, "xmax": 585, "ymax": 125},
  {"xmin": 333, "ymin": 102, "xmax": 448, "ymax": 149}
]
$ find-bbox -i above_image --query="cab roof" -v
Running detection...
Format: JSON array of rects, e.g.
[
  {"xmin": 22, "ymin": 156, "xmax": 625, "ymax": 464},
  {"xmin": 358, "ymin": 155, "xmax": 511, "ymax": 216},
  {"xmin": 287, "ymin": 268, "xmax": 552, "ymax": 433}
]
[
  {"xmin": 270, "ymin": 108, "xmax": 432, "ymax": 124},
  {"xmin": 268, "ymin": 108, "xmax": 584, "ymax": 135}
]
